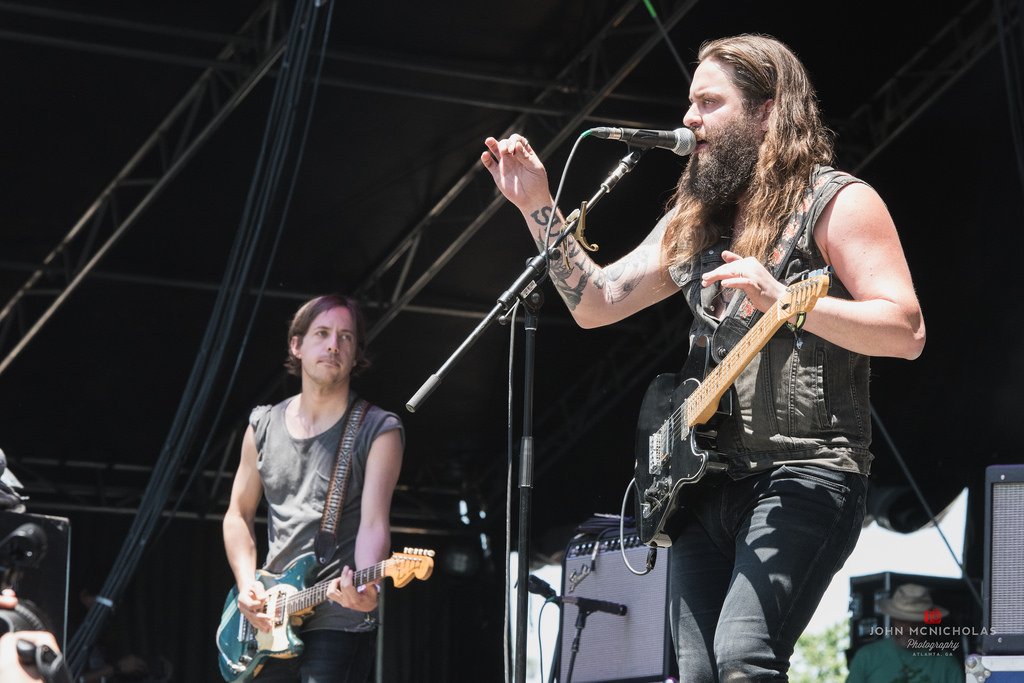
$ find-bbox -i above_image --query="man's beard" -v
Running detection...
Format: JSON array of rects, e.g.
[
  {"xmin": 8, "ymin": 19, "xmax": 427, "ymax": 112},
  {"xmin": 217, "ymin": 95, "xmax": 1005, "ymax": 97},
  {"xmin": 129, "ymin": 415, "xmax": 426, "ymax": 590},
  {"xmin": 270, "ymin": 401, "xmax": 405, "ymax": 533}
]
[{"xmin": 683, "ymin": 117, "xmax": 762, "ymax": 211}]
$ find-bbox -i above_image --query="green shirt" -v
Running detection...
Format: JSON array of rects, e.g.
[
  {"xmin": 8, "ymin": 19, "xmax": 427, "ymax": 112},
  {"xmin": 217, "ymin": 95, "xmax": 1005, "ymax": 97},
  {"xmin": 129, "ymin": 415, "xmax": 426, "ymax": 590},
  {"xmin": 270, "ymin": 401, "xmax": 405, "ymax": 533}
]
[{"xmin": 846, "ymin": 637, "xmax": 962, "ymax": 683}]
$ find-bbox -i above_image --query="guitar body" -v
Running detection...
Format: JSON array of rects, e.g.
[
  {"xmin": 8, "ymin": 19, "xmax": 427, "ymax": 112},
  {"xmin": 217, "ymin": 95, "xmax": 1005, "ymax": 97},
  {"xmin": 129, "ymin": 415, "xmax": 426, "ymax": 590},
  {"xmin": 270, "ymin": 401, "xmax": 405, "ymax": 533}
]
[
  {"xmin": 634, "ymin": 343, "xmax": 732, "ymax": 547},
  {"xmin": 216, "ymin": 553, "xmax": 319, "ymax": 683},
  {"xmin": 631, "ymin": 269, "xmax": 833, "ymax": 548},
  {"xmin": 216, "ymin": 548, "xmax": 434, "ymax": 683}
]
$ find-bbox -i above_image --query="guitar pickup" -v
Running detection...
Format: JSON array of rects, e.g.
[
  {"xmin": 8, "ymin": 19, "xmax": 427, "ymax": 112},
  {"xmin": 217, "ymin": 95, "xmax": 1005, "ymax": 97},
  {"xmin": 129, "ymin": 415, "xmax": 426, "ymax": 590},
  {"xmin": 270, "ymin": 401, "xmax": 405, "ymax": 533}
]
[
  {"xmin": 649, "ymin": 421, "xmax": 670, "ymax": 474},
  {"xmin": 649, "ymin": 432, "xmax": 663, "ymax": 474}
]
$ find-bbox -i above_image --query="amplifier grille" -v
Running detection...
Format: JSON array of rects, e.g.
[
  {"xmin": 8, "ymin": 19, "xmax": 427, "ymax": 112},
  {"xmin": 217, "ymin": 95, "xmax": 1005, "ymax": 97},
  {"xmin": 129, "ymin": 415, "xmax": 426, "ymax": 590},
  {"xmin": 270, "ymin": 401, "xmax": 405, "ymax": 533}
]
[
  {"xmin": 559, "ymin": 535, "xmax": 672, "ymax": 683},
  {"xmin": 991, "ymin": 482, "xmax": 1024, "ymax": 632}
]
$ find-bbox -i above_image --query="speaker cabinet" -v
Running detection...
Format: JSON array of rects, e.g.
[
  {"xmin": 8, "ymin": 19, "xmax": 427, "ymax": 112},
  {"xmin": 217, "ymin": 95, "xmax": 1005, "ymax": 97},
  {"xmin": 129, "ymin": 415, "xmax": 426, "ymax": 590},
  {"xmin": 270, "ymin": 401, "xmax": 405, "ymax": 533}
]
[
  {"xmin": 559, "ymin": 534, "xmax": 672, "ymax": 683},
  {"xmin": 981, "ymin": 465, "xmax": 1024, "ymax": 654},
  {"xmin": 0, "ymin": 511, "xmax": 71, "ymax": 650}
]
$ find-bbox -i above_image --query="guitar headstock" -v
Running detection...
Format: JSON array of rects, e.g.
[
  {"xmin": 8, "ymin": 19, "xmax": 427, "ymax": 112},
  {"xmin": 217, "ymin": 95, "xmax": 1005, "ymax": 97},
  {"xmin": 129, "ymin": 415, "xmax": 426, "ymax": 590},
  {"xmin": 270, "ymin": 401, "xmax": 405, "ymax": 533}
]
[
  {"xmin": 778, "ymin": 266, "xmax": 832, "ymax": 316},
  {"xmin": 385, "ymin": 548, "xmax": 436, "ymax": 587}
]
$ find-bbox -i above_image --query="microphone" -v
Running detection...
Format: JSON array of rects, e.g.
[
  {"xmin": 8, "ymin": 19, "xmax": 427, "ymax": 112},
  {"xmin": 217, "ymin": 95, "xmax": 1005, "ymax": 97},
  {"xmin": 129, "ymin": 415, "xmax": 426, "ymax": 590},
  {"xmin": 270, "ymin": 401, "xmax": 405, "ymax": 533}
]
[
  {"xmin": 588, "ymin": 127, "xmax": 696, "ymax": 156},
  {"xmin": 526, "ymin": 575, "xmax": 626, "ymax": 616},
  {"xmin": 560, "ymin": 595, "xmax": 627, "ymax": 616},
  {"xmin": 527, "ymin": 575, "xmax": 557, "ymax": 601}
]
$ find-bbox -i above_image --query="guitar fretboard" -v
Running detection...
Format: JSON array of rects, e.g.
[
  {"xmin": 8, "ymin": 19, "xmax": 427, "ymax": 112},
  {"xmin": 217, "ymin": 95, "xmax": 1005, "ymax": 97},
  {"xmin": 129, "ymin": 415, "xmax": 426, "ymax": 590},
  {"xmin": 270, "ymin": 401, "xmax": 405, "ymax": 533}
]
[
  {"xmin": 280, "ymin": 554, "xmax": 428, "ymax": 617},
  {"xmin": 678, "ymin": 273, "xmax": 828, "ymax": 432}
]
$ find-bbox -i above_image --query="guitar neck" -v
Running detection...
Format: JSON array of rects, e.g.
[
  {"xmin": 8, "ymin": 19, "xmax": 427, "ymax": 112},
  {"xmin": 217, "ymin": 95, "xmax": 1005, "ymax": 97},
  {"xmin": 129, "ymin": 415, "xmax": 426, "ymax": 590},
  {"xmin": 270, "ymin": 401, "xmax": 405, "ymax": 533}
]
[
  {"xmin": 285, "ymin": 561, "xmax": 383, "ymax": 615},
  {"xmin": 686, "ymin": 275, "xmax": 827, "ymax": 427}
]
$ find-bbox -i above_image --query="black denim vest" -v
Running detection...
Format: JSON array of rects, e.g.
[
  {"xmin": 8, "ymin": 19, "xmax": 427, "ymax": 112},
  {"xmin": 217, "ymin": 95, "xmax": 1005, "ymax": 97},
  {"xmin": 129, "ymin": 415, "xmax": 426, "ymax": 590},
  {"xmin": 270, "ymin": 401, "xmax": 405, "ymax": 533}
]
[{"xmin": 668, "ymin": 167, "xmax": 873, "ymax": 476}]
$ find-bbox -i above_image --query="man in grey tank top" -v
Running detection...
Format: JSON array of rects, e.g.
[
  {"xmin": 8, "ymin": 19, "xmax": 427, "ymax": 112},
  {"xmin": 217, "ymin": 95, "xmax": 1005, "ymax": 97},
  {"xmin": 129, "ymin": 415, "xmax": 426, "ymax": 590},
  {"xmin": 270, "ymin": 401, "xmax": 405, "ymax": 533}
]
[
  {"xmin": 482, "ymin": 34, "xmax": 925, "ymax": 683},
  {"xmin": 223, "ymin": 294, "xmax": 404, "ymax": 682}
]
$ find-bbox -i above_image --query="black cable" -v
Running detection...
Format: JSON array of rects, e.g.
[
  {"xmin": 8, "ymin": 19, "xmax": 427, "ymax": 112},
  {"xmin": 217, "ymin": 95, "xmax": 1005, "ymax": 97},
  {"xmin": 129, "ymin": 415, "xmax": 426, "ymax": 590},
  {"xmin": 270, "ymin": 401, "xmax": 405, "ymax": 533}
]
[
  {"xmin": 65, "ymin": 1, "xmax": 334, "ymax": 674},
  {"xmin": 158, "ymin": 0, "xmax": 337, "ymax": 538},
  {"xmin": 871, "ymin": 406, "xmax": 983, "ymax": 610},
  {"xmin": 993, "ymin": 0, "xmax": 1024, "ymax": 196},
  {"xmin": 640, "ymin": 0, "xmax": 692, "ymax": 85}
]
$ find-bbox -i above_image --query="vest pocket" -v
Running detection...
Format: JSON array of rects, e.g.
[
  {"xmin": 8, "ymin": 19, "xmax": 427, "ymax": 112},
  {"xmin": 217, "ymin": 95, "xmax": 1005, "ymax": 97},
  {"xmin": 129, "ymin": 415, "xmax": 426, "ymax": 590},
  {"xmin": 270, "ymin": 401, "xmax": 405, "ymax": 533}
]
[{"xmin": 815, "ymin": 345, "xmax": 837, "ymax": 429}]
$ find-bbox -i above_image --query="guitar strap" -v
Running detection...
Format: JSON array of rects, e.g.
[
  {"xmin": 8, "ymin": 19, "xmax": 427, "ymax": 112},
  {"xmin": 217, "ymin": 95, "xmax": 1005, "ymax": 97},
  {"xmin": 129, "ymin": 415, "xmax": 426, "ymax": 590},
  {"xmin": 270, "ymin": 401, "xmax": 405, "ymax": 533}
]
[
  {"xmin": 709, "ymin": 167, "xmax": 857, "ymax": 363},
  {"xmin": 314, "ymin": 397, "xmax": 369, "ymax": 566}
]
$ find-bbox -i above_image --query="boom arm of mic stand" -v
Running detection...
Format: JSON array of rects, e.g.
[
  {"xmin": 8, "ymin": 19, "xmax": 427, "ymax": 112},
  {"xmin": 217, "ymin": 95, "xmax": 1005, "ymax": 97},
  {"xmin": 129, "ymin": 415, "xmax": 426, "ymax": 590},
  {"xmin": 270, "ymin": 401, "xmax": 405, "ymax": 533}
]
[
  {"xmin": 404, "ymin": 148, "xmax": 647, "ymax": 413},
  {"xmin": 405, "ymin": 251, "xmax": 550, "ymax": 412}
]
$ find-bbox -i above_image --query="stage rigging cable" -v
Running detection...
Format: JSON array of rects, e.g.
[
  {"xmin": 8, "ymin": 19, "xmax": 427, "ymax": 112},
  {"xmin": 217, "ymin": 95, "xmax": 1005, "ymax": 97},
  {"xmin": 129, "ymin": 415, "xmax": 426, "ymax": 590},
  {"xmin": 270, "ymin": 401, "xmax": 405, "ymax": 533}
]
[{"xmin": 65, "ymin": 0, "xmax": 337, "ymax": 675}]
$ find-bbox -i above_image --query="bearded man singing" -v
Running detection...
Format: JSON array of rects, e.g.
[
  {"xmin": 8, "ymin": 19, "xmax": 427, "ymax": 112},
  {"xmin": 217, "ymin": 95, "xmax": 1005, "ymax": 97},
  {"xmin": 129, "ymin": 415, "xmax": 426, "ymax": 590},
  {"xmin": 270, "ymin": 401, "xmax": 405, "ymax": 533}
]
[{"xmin": 481, "ymin": 34, "xmax": 924, "ymax": 682}]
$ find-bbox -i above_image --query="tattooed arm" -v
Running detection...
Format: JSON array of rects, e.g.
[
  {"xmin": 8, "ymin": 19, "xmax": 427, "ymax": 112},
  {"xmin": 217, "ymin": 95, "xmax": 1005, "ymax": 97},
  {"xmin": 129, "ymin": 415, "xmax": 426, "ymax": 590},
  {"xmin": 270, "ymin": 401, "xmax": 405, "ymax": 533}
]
[{"xmin": 482, "ymin": 134, "xmax": 678, "ymax": 328}]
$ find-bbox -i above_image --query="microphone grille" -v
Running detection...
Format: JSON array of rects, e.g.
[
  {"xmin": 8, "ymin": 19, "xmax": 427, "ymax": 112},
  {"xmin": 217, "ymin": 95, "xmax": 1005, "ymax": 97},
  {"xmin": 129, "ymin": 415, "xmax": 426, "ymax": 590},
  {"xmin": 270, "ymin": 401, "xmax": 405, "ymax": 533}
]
[{"xmin": 673, "ymin": 128, "xmax": 696, "ymax": 155}]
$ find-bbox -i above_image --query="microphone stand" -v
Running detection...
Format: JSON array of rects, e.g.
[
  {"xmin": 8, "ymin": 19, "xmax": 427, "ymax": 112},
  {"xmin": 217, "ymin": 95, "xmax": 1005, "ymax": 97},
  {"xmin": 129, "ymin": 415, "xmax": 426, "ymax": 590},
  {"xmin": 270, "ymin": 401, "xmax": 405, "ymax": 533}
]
[
  {"xmin": 564, "ymin": 604, "xmax": 597, "ymax": 683},
  {"xmin": 406, "ymin": 147, "xmax": 647, "ymax": 683}
]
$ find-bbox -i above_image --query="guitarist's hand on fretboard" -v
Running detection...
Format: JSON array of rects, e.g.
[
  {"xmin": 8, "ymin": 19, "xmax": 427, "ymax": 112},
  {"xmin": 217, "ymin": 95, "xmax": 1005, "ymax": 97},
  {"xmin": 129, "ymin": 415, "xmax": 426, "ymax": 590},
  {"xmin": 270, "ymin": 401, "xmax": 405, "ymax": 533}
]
[
  {"xmin": 701, "ymin": 251, "xmax": 787, "ymax": 315},
  {"xmin": 326, "ymin": 566, "xmax": 378, "ymax": 613},
  {"xmin": 238, "ymin": 580, "xmax": 272, "ymax": 633}
]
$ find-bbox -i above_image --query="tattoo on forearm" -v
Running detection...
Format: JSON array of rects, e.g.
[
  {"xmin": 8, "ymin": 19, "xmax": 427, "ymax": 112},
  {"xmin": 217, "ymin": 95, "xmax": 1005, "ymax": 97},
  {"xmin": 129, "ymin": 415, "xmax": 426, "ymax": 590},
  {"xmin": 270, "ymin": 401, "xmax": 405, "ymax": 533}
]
[
  {"xmin": 530, "ymin": 206, "xmax": 553, "ymax": 229},
  {"xmin": 556, "ymin": 268, "xmax": 589, "ymax": 309},
  {"xmin": 605, "ymin": 260, "xmax": 645, "ymax": 299},
  {"xmin": 546, "ymin": 237, "xmax": 596, "ymax": 311},
  {"xmin": 527, "ymin": 204, "xmax": 647, "ymax": 310}
]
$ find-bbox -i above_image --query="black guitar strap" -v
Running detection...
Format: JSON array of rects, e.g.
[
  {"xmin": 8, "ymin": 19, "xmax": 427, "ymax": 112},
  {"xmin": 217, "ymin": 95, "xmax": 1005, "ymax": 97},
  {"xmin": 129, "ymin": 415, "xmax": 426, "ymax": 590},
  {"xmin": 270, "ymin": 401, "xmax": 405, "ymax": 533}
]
[
  {"xmin": 314, "ymin": 398, "xmax": 369, "ymax": 566},
  {"xmin": 710, "ymin": 167, "xmax": 857, "ymax": 363}
]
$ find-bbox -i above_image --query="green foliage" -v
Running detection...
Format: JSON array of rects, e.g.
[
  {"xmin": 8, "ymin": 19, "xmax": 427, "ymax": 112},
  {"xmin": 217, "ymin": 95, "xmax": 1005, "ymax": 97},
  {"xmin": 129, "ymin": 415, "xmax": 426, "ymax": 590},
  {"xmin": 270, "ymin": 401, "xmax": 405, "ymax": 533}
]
[{"xmin": 790, "ymin": 620, "xmax": 850, "ymax": 683}]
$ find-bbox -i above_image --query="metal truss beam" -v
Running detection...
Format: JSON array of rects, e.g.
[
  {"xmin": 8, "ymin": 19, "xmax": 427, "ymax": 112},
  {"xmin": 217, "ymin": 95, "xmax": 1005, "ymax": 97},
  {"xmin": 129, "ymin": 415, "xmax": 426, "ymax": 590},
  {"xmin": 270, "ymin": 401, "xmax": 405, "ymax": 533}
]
[
  {"xmin": 6, "ymin": 0, "xmax": 1010, "ymax": 519},
  {"xmin": 14, "ymin": 452, "xmax": 477, "ymax": 536},
  {"xmin": 839, "ymin": 0, "xmax": 1020, "ymax": 173},
  {"xmin": 2, "ymin": 0, "xmax": 705, "ymax": 520},
  {"xmin": 354, "ymin": 0, "xmax": 703, "ymax": 344},
  {"xmin": 494, "ymin": 0, "xmax": 1023, "ymax": 485},
  {"xmin": 0, "ymin": 0, "xmax": 287, "ymax": 376},
  {"xmin": 0, "ymin": 2, "xmax": 686, "ymax": 126}
]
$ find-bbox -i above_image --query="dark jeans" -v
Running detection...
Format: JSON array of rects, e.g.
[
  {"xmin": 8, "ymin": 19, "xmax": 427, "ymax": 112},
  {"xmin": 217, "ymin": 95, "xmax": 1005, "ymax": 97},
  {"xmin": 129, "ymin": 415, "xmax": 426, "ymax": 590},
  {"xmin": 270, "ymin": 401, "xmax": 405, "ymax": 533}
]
[
  {"xmin": 668, "ymin": 463, "xmax": 866, "ymax": 682},
  {"xmin": 254, "ymin": 629, "xmax": 376, "ymax": 683}
]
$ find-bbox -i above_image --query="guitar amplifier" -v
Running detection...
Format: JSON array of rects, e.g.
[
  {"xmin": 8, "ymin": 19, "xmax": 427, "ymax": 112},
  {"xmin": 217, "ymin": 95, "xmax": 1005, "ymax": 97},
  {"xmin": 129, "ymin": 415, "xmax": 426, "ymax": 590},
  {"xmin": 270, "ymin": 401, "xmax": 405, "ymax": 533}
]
[
  {"xmin": 559, "ymin": 533, "xmax": 673, "ymax": 683},
  {"xmin": 981, "ymin": 465, "xmax": 1024, "ymax": 654}
]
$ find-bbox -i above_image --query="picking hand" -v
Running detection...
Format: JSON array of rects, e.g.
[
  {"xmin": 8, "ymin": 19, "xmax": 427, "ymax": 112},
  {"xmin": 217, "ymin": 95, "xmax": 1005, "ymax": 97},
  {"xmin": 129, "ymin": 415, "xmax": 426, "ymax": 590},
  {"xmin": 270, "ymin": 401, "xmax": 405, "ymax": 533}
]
[
  {"xmin": 701, "ymin": 251, "xmax": 786, "ymax": 313},
  {"xmin": 237, "ymin": 580, "xmax": 272, "ymax": 633}
]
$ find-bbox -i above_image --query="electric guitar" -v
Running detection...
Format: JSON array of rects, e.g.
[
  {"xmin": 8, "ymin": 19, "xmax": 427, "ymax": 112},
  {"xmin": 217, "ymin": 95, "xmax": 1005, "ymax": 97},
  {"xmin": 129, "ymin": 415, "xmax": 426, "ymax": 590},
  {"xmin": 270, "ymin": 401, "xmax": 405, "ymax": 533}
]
[
  {"xmin": 634, "ymin": 269, "xmax": 832, "ymax": 548},
  {"xmin": 216, "ymin": 548, "xmax": 435, "ymax": 683}
]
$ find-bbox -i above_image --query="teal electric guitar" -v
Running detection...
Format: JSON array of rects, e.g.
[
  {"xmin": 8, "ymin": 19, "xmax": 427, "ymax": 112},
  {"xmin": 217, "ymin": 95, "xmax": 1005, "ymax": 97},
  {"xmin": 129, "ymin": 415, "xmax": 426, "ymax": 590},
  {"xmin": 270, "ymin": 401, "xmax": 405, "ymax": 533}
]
[{"xmin": 216, "ymin": 548, "xmax": 435, "ymax": 683}]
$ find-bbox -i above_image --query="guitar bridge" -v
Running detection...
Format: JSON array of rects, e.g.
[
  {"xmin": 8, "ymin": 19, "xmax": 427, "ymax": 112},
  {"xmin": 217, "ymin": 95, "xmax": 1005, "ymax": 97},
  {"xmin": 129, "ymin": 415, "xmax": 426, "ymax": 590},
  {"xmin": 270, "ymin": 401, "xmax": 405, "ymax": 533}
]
[{"xmin": 650, "ymin": 416, "xmax": 688, "ymax": 475}]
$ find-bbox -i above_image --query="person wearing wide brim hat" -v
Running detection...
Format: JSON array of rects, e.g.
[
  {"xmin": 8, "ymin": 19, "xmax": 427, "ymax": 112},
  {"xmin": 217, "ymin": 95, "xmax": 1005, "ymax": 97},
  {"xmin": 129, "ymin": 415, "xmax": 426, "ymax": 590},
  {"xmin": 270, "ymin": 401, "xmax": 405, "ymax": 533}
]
[
  {"xmin": 877, "ymin": 583, "xmax": 950, "ymax": 623},
  {"xmin": 846, "ymin": 583, "xmax": 962, "ymax": 683}
]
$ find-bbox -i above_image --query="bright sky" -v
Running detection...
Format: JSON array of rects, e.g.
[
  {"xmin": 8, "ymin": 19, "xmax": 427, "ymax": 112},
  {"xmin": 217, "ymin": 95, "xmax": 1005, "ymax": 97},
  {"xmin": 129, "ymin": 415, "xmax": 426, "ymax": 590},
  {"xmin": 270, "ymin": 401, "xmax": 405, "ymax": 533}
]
[
  {"xmin": 806, "ymin": 487, "xmax": 968, "ymax": 633},
  {"xmin": 513, "ymin": 488, "xmax": 969, "ymax": 682}
]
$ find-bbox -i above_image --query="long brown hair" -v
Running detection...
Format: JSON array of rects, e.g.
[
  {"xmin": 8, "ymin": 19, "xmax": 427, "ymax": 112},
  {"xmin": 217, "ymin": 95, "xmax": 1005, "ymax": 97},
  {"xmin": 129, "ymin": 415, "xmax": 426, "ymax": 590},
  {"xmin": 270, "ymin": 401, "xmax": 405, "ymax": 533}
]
[{"xmin": 662, "ymin": 34, "xmax": 834, "ymax": 267}]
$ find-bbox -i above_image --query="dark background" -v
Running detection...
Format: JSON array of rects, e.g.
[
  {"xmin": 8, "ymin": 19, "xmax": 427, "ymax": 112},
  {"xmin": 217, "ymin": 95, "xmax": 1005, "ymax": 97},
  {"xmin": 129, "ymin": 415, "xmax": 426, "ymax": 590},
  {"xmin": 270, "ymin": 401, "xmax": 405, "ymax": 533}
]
[{"xmin": 1, "ymin": 1, "xmax": 1022, "ymax": 680}]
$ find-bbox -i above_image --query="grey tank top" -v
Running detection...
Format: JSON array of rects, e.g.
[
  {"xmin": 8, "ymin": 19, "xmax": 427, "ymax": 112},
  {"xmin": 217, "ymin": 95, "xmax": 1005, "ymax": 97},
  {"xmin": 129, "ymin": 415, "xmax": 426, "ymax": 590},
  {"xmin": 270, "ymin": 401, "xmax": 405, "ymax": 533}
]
[{"xmin": 250, "ymin": 393, "xmax": 404, "ymax": 632}]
